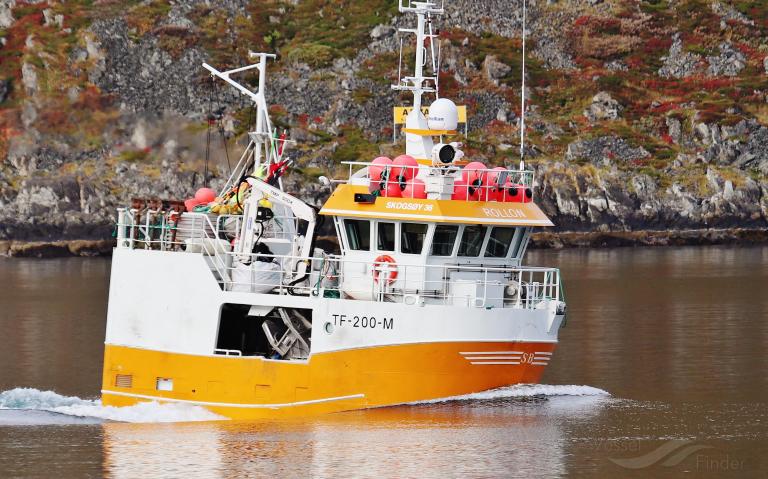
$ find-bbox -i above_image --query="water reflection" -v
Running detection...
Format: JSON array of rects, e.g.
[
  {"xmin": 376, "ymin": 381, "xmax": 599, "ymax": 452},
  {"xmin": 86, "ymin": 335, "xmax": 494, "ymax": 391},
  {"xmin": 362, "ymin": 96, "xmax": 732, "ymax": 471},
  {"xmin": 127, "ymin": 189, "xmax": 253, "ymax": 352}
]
[
  {"xmin": 0, "ymin": 258, "xmax": 110, "ymax": 397},
  {"xmin": 2, "ymin": 247, "xmax": 767, "ymax": 477},
  {"xmin": 103, "ymin": 423, "xmax": 223, "ymax": 478},
  {"xmin": 102, "ymin": 397, "xmax": 613, "ymax": 478},
  {"xmin": 531, "ymin": 246, "xmax": 768, "ymax": 403}
]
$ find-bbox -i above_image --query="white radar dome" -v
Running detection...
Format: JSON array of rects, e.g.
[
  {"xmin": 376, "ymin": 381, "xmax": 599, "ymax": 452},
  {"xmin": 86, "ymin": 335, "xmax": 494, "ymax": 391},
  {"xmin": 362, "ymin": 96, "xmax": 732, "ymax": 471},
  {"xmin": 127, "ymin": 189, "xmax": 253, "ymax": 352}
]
[{"xmin": 428, "ymin": 98, "xmax": 459, "ymax": 131}]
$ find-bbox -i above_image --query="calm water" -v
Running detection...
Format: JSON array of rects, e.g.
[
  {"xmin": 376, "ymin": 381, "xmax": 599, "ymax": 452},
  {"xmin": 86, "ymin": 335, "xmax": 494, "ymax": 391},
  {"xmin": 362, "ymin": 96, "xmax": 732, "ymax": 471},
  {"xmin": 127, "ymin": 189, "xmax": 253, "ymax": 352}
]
[{"xmin": 0, "ymin": 247, "xmax": 766, "ymax": 478}]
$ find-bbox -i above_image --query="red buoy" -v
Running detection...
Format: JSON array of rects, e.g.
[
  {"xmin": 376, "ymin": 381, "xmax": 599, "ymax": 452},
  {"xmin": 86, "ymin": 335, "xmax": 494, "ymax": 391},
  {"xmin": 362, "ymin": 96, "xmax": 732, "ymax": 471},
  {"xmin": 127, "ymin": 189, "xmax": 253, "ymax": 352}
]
[
  {"xmin": 502, "ymin": 180, "xmax": 533, "ymax": 203},
  {"xmin": 391, "ymin": 155, "xmax": 418, "ymax": 182},
  {"xmin": 485, "ymin": 167, "xmax": 507, "ymax": 201},
  {"xmin": 382, "ymin": 179, "xmax": 404, "ymax": 197},
  {"xmin": 461, "ymin": 162, "xmax": 487, "ymax": 201},
  {"xmin": 403, "ymin": 178, "xmax": 427, "ymax": 199},
  {"xmin": 452, "ymin": 179, "xmax": 469, "ymax": 200},
  {"xmin": 369, "ymin": 156, "xmax": 392, "ymax": 182},
  {"xmin": 194, "ymin": 187, "xmax": 217, "ymax": 204}
]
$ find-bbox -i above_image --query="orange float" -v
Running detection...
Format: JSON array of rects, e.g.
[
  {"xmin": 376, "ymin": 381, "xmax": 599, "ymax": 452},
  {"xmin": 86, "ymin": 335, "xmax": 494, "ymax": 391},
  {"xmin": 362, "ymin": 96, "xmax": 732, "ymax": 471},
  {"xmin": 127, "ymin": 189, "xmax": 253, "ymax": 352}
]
[{"xmin": 372, "ymin": 255, "xmax": 398, "ymax": 285}]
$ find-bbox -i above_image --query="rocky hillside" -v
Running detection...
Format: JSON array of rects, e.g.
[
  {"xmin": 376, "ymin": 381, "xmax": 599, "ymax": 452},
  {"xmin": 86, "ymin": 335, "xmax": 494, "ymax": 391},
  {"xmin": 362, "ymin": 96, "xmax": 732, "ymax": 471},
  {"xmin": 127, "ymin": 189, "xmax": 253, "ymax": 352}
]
[{"xmin": 1, "ymin": 0, "xmax": 767, "ymax": 248}]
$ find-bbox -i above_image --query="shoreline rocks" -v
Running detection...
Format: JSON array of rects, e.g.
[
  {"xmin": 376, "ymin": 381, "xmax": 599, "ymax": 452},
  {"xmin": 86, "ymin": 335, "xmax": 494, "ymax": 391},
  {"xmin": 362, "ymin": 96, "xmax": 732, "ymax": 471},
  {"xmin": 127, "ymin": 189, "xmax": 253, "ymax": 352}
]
[
  {"xmin": 529, "ymin": 228, "xmax": 768, "ymax": 249},
  {"xmin": 1, "ymin": 0, "xmax": 766, "ymax": 257},
  {"xmin": 0, "ymin": 0, "xmax": 15, "ymax": 29},
  {"xmin": 2, "ymin": 229, "xmax": 767, "ymax": 258},
  {"xmin": 0, "ymin": 239, "xmax": 115, "ymax": 258}
]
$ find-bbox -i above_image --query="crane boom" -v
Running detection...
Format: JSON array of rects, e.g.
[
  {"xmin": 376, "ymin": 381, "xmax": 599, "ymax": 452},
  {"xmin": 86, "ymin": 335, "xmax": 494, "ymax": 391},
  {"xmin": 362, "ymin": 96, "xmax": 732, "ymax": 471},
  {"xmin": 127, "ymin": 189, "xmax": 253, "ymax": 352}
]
[{"xmin": 236, "ymin": 178, "xmax": 317, "ymax": 282}]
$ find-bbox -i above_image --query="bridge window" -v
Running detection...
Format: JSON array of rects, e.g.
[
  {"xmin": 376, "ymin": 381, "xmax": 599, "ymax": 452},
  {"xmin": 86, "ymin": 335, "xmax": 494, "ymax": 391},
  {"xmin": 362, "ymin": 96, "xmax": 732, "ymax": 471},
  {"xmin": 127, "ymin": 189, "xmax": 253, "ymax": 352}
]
[
  {"xmin": 458, "ymin": 225, "xmax": 487, "ymax": 257},
  {"xmin": 431, "ymin": 225, "xmax": 459, "ymax": 256},
  {"xmin": 344, "ymin": 219, "xmax": 370, "ymax": 251},
  {"xmin": 510, "ymin": 227, "xmax": 530, "ymax": 258},
  {"xmin": 377, "ymin": 222, "xmax": 396, "ymax": 251},
  {"xmin": 401, "ymin": 222, "xmax": 428, "ymax": 254},
  {"xmin": 485, "ymin": 227, "xmax": 517, "ymax": 258}
]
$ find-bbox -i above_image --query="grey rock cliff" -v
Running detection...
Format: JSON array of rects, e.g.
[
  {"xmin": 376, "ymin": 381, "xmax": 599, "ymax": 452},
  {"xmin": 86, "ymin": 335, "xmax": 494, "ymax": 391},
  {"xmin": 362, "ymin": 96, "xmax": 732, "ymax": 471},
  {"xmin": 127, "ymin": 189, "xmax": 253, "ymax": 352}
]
[
  {"xmin": 659, "ymin": 34, "xmax": 703, "ymax": 79},
  {"xmin": 0, "ymin": 0, "xmax": 766, "ymax": 247}
]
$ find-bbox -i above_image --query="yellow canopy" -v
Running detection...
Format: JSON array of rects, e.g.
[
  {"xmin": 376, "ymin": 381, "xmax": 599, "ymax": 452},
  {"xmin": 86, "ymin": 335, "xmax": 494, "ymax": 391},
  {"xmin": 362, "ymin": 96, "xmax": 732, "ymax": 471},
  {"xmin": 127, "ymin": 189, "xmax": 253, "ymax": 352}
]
[{"xmin": 320, "ymin": 184, "xmax": 554, "ymax": 227}]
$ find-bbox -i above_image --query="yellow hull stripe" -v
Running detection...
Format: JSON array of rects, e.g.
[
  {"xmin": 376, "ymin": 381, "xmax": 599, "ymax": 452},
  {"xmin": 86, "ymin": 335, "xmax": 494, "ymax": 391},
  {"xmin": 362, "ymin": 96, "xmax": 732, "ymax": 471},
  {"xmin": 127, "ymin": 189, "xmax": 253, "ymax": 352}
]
[{"xmin": 102, "ymin": 389, "xmax": 365, "ymax": 409}]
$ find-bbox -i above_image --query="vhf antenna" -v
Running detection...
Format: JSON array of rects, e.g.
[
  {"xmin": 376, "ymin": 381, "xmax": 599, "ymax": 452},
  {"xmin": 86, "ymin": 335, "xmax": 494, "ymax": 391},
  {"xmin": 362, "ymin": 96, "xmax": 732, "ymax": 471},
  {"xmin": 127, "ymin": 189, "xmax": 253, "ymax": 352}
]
[{"xmin": 519, "ymin": 0, "xmax": 526, "ymax": 172}]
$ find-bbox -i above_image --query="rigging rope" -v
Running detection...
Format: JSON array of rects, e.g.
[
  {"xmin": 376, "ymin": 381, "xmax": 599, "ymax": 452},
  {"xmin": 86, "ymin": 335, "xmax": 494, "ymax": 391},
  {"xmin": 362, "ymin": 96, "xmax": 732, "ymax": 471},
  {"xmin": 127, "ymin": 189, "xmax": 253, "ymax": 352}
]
[
  {"xmin": 204, "ymin": 76, "xmax": 234, "ymax": 189},
  {"xmin": 204, "ymin": 76, "xmax": 213, "ymax": 188},
  {"xmin": 212, "ymin": 77, "xmax": 233, "ymax": 178}
]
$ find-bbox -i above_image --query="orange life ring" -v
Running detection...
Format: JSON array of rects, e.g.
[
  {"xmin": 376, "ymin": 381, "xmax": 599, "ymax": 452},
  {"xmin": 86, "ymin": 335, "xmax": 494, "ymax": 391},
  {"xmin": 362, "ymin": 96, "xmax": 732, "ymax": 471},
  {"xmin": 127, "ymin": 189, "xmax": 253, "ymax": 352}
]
[{"xmin": 372, "ymin": 254, "xmax": 398, "ymax": 285}]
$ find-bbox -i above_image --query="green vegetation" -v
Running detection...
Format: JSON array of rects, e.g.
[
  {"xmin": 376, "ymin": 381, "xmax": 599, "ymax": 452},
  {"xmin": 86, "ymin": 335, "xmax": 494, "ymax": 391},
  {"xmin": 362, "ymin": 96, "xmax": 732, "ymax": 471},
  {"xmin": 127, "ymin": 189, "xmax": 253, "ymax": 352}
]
[
  {"xmin": 351, "ymin": 88, "xmax": 373, "ymax": 104},
  {"xmin": 125, "ymin": 1, "xmax": 172, "ymax": 37},
  {"xmin": 1, "ymin": 0, "xmax": 766, "ymax": 198},
  {"xmin": 283, "ymin": 42, "xmax": 335, "ymax": 67},
  {"xmin": 639, "ymin": 0, "xmax": 671, "ymax": 14},
  {"xmin": 273, "ymin": 0, "xmax": 397, "ymax": 66},
  {"xmin": 117, "ymin": 149, "xmax": 150, "ymax": 163},
  {"xmin": 356, "ymin": 51, "xmax": 401, "ymax": 85},
  {"xmin": 196, "ymin": 0, "xmax": 387, "ymax": 68},
  {"xmin": 296, "ymin": 165, "xmax": 325, "ymax": 179},
  {"xmin": 331, "ymin": 125, "xmax": 379, "ymax": 163}
]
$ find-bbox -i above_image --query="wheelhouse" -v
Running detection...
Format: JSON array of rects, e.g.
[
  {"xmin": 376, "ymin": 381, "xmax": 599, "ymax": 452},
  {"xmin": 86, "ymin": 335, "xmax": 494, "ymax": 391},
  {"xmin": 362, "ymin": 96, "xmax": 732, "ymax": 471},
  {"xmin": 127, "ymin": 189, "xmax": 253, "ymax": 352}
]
[{"xmin": 320, "ymin": 175, "xmax": 552, "ymax": 305}]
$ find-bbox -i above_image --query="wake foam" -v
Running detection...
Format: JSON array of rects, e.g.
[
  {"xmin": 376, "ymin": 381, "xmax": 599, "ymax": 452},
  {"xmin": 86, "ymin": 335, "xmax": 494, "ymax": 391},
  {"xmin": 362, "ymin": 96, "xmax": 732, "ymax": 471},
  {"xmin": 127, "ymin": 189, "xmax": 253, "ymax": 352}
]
[
  {"xmin": 409, "ymin": 384, "xmax": 610, "ymax": 405},
  {"xmin": 0, "ymin": 388, "xmax": 224, "ymax": 423}
]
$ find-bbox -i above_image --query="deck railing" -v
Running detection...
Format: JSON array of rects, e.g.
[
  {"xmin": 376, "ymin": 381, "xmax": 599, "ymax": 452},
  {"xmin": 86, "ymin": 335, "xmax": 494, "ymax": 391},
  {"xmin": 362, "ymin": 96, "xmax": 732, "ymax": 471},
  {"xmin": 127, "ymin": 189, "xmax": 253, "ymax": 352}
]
[
  {"xmin": 116, "ymin": 208, "xmax": 234, "ymax": 283},
  {"xmin": 218, "ymin": 250, "xmax": 562, "ymax": 310},
  {"xmin": 338, "ymin": 161, "xmax": 536, "ymax": 200},
  {"xmin": 114, "ymin": 210, "xmax": 561, "ymax": 310},
  {"xmin": 116, "ymin": 209, "xmax": 294, "ymax": 249}
]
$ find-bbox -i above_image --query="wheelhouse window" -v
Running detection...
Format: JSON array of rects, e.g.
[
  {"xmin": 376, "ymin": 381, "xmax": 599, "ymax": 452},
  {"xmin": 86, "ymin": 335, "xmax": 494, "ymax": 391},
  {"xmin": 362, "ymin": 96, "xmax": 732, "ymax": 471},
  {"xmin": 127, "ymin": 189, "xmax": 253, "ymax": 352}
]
[
  {"xmin": 431, "ymin": 225, "xmax": 459, "ymax": 256},
  {"xmin": 458, "ymin": 225, "xmax": 487, "ymax": 257},
  {"xmin": 344, "ymin": 219, "xmax": 370, "ymax": 251},
  {"xmin": 485, "ymin": 227, "xmax": 517, "ymax": 258},
  {"xmin": 510, "ymin": 227, "xmax": 530, "ymax": 258},
  {"xmin": 377, "ymin": 222, "xmax": 396, "ymax": 251},
  {"xmin": 401, "ymin": 223, "xmax": 428, "ymax": 255}
]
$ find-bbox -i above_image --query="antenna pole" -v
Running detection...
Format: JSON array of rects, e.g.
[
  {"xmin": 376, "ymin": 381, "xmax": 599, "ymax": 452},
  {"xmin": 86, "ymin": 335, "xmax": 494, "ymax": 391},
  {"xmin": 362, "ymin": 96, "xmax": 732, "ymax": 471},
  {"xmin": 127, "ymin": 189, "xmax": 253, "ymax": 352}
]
[
  {"xmin": 413, "ymin": 10, "xmax": 426, "ymax": 110},
  {"xmin": 519, "ymin": 0, "xmax": 526, "ymax": 171},
  {"xmin": 393, "ymin": 1, "xmax": 444, "ymax": 159}
]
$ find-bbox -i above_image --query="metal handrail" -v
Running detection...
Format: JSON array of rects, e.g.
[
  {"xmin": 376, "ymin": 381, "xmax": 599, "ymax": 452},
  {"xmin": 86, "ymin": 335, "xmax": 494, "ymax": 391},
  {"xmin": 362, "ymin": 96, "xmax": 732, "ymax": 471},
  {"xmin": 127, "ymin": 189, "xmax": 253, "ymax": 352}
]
[
  {"xmin": 216, "ymin": 250, "xmax": 560, "ymax": 310},
  {"xmin": 114, "ymin": 211, "xmax": 562, "ymax": 310},
  {"xmin": 339, "ymin": 160, "xmax": 537, "ymax": 197},
  {"xmin": 116, "ymin": 209, "xmax": 231, "ymax": 284}
]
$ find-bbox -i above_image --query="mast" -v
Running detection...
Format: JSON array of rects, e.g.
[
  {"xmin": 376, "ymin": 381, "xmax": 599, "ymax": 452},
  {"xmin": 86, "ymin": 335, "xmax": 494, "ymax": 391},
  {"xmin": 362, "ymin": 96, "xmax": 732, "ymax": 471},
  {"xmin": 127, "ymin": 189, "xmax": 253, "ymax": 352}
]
[
  {"xmin": 392, "ymin": 1, "xmax": 444, "ymax": 159},
  {"xmin": 519, "ymin": 0, "xmax": 526, "ymax": 171},
  {"xmin": 203, "ymin": 52, "xmax": 280, "ymax": 192}
]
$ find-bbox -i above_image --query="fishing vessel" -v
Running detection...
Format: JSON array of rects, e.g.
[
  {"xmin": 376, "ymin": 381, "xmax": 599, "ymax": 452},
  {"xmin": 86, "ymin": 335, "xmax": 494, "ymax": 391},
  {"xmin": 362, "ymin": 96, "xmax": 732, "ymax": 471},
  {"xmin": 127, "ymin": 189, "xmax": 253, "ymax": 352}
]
[{"xmin": 101, "ymin": 0, "xmax": 566, "ymax": 419}]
